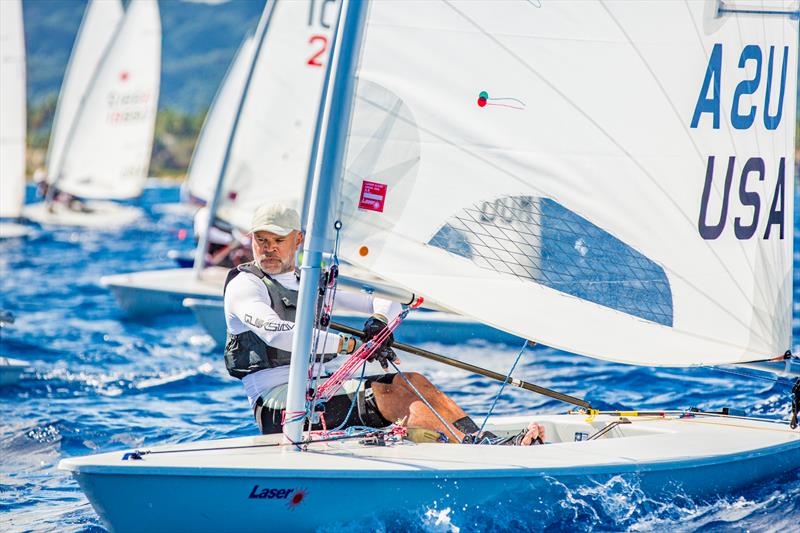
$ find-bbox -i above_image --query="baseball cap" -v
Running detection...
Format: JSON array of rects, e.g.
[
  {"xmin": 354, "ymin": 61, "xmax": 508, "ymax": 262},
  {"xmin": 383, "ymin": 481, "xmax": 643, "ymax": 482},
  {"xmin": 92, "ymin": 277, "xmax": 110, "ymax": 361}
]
[{"xmin": 248, "ymin": 204, "xmax": 301, "ymax": 236}]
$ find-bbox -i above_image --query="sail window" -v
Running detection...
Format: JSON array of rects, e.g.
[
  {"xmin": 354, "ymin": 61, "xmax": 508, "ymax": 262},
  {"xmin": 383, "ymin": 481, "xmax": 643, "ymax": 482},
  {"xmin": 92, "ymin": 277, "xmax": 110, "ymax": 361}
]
[{"xmin": 428, "ymin": 196, "xmax": 673, "ymax": 326}]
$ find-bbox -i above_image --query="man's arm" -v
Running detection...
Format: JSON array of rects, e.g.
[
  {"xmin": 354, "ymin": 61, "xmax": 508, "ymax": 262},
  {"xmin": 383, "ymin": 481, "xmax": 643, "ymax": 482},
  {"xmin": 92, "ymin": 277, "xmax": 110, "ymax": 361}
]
[
  {"xmin": 225, "ymin": 274, "xmax": 342, "ymax": 353},
  {"xmin": 333, "ymin": 292, "xmax": 402, "ymax": 321}
]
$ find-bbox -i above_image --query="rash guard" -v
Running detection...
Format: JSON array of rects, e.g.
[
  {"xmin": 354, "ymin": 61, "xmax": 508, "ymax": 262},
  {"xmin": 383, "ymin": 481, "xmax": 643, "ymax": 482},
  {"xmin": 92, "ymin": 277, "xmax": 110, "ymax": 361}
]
[{"xmin": 224, "ymin": 269, "xmax": 401, "ymax": 407}]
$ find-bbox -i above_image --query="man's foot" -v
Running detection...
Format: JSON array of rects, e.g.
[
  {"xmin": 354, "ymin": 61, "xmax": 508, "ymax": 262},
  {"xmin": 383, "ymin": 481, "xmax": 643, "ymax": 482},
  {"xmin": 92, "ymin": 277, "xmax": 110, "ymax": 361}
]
[
  {"xmin": 464, "ymin": 421, "xmax": 546, "ymax": 445},
  {"xmin": 518, "ymin": 421, "xmax": 546, "ymax": 445}
]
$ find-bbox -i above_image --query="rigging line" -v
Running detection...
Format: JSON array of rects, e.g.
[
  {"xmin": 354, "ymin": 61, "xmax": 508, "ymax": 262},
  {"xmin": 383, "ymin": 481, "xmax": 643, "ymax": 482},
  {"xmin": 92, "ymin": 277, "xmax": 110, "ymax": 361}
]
[
  {"xmin": 477, "ymin": 340, "xmax": 529, "ymax": 438},
  {"xmin": 307, "ymin": 224, "xmax": 345, "ymax": 434},
  {"xmin": 376, "ymin": 3, "xmax": 779, "ymax": 349},
  {"xmin": 122, "ymin": 428, "xmax": 391, "ymax": 458},
  {"xmin": 602, "ymin": 0, "xmax": 776, "ymax": 343},
  {"xmin": 703, "ymin": 365, "xmax": 785, "ymax": 383}
]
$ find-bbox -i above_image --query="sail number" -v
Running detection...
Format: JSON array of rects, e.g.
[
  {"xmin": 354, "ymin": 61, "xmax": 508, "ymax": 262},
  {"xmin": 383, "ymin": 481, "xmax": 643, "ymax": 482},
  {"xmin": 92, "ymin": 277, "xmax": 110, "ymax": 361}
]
[
  {"xmin": 691, "ymin": 43, "xmax": 789, "ymax": 241},
  {"xmin": 690, "ymin": 44, "xmax": 788, "ymax": 131},
  {"xmin": 307, "ymin": 0, "xmax": 335, "ymax": 68}
]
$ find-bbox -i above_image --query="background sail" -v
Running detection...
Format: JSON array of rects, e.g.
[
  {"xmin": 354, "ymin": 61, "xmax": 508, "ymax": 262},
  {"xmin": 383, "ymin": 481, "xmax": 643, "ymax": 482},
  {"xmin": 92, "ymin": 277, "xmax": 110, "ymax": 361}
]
[
  {"xmin": 182, "ymin": 35, "xmax": 256, "ymax": 205},
  {"xmin": 336, "ymin": 0, "xmax": 798, "ymax": 366},
  {"xmin": 0, "ymin": 0, "xmax": 26, "ymax": 218},
  {"xmin": 215, "ymin": 0, "xmax": 337, "ymax": 231},
  {"xmin": 46, "ymin": 0, "xmax": 123, "ymax": 186},
  {"xmin": 56, "ymin": 0, "xmax": 160, "ymax": 200}
]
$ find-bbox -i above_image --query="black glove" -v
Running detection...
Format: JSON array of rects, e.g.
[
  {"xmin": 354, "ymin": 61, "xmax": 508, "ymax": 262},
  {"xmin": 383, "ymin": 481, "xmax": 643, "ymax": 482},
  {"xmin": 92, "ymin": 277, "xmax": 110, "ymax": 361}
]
[
  {"xmin": 370, "ymin": 346, "xmax": 398, "ymax": 371},
  {"xmin": 363, "ymin": 315, "xmax": 397, "ymax": 370},
  {"xmin": 362, "ymin": 315, "xmax": 394, "ymax": 348}
]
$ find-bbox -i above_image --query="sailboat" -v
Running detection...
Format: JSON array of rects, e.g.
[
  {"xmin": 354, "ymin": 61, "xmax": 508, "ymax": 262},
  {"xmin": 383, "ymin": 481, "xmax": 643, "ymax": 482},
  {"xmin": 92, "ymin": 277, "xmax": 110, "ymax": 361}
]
[
  {"xmin": 101, "ymin": 0, "xmax": 338, "ymax": 317},
  {"xmin": 0, "ymin": 0, "xmax": 32, "ymax": 240},
  {"xmin": 22, "ymin": 0, "xmax": 160, "ymax": 228},
  {"xmin": 60, "ymin": 1, "xmax": 800, "ymax": 531}
]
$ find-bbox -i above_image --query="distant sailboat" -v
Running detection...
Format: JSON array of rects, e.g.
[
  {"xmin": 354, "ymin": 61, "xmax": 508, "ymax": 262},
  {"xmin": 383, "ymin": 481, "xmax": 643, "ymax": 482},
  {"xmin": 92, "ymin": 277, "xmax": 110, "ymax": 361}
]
[
  {"xmin": 23, "ymin": 0, "xmax": 161, "ymax": 228},
  {"xmin": 0, "ymin": 0, "xmax": 32, "ymax": 240}
]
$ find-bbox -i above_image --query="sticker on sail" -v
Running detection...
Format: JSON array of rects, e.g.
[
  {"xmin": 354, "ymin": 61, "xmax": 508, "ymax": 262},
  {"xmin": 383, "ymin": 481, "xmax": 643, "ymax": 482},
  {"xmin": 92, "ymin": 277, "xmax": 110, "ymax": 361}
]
[{"xmin": 358, "ymin": 180, "xmax": 387, "ymax": 212}]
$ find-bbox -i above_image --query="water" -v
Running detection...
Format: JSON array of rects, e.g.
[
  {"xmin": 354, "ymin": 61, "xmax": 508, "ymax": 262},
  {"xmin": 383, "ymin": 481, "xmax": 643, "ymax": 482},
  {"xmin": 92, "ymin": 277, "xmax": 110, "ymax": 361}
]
[{"xmin": 1, "ymin": 183, "xmax": 798, "ymax": 532}]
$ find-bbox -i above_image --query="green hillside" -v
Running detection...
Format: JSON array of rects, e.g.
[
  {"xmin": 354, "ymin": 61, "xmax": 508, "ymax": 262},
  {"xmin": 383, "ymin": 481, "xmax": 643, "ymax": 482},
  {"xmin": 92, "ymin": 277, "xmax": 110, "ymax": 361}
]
[{"xmin": 23, "ymin": 0, "xmax": 265, "ymax": 177}]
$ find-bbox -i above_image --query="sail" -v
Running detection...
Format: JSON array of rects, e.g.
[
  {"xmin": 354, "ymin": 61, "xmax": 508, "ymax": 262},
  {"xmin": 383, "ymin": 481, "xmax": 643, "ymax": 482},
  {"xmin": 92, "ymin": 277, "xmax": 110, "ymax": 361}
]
[
  {"xmin": 183, "ymin": 36, "xmax": 256, "ymax": 205},
  {"xmin": 215, "ymin": 0, "xmax": 337, "ymax": 232},
  {"xmin": 334, "ymin": 0, "xmax": 798, "ymax": 367},
  {"xmin": 46, "ymin": 0, "xmax": 123, "ymax": 185},
  {"xmin": 0, "ymin": 0, "xmax": 26, "ymax": 218},
  {"xmin": 55, "ymin": 0, "xmax": 160, "ymax": 200}
]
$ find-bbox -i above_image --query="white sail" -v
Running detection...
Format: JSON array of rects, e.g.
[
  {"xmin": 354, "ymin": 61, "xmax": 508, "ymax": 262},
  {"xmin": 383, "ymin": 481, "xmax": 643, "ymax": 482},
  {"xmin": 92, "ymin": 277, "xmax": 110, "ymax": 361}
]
[
  {"xmin": 55, "ymin": 0, "xmax": 160, "ymax": 200},
  {"xmin": 215, "ymin": 0, "xmax": 337, "ymax": 231},
  {"xmin": 0, "ymin": 0, "xmax": 26, "ymax": 218},
  {"xmin": 335, "ymin": 0, "xmax": 798, "ymax": 367},
  {"xmin": 46, "ymin": 0, "xmax": 123, "ymax": 185},
  {"xmin": 183, "ymin": 35, "xmax": 256, "ymax": 205}
]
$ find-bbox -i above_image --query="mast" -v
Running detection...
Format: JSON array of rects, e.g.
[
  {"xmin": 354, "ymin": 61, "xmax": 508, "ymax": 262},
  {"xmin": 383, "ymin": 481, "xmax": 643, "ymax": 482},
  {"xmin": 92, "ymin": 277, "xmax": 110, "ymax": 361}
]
[
  {"xmin": 191, "ymin": 0, "xmax": 277, "ymax": 278},
  {"xmin": 283, "ymin": 0, "xmax": 368, "ymax": 446}
]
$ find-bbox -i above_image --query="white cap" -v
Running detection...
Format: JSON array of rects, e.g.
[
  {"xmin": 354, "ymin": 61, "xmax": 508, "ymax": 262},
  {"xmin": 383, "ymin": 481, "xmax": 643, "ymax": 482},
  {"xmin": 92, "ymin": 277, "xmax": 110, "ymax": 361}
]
[{"xmin": 249, "ymin": 203, "xmax": 301, "ymax": 236}]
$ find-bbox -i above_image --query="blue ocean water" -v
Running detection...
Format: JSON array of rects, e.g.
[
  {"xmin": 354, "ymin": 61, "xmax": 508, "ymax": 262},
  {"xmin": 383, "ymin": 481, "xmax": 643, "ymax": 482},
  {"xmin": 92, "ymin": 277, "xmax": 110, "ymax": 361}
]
[{"xmin": 1, "ymin": 182, "xmax": 798, "ymax": 532}]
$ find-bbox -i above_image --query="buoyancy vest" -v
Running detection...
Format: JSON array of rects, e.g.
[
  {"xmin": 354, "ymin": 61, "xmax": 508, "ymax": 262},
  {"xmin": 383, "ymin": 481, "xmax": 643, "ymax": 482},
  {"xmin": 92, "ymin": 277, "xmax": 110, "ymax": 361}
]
[{"xmin": 223, "ymin": 262, "xmax": 334, "ymax": 379}]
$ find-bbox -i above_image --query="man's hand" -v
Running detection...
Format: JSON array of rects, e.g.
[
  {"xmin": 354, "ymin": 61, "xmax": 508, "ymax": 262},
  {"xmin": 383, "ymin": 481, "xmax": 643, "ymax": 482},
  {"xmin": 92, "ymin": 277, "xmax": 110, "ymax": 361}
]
[
  {"xmin": 370, "ymin": 346, "xmax": 398, "ymax": 371},
  {"xmin": 362, "ymin": 315, "xmax": 393, "ymax": 347},
  {"xmin": 363, "ymin": 315, "xmax": 399, "ymax": 371}
]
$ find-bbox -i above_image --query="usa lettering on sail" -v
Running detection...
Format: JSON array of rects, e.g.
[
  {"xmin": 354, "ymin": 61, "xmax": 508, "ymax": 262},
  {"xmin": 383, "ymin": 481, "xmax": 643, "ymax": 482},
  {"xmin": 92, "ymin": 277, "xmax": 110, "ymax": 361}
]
[{"xmin": 690, "ymin": 43, "xmax": 789, "ymax": 241}]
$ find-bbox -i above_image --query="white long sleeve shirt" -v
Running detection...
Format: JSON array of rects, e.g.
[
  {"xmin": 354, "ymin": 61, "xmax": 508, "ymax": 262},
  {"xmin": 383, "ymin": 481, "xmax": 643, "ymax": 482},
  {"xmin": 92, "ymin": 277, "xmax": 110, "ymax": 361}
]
[{"xmin": 224, "ymin": 269, "xmax": 402, "ymax": 407}]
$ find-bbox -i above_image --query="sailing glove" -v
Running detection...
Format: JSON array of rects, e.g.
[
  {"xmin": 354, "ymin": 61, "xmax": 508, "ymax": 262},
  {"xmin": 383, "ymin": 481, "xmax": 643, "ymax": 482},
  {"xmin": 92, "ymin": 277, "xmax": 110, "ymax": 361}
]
[
  {"xmin": 362, "ymin": 315, "xmax": 394, "ymax": 348},
  {"xmin": 363, "ymin": 315, "xmax": 397, "ymax": 371}
]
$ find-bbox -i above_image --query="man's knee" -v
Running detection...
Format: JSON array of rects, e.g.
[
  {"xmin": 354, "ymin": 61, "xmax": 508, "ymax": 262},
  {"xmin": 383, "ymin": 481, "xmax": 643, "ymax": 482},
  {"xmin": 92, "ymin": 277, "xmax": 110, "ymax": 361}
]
[{"xmin": 401, "ymin": 372, "xmax": 437, "ymax": 392}]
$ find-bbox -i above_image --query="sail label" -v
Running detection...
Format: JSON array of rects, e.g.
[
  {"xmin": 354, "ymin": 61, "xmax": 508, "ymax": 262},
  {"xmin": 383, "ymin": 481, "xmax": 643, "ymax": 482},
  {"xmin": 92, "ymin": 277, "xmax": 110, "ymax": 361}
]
[{"xmin": 358, "ymin": 180, "xmax": 387, "ymax": 212}]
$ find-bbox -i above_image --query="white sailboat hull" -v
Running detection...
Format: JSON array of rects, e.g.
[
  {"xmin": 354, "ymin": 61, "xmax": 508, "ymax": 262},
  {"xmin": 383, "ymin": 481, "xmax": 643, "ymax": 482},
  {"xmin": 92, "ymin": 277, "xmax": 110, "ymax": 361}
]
[
  {"xmin": 101, "ymin": 267, "xmax": 227, "ymax": 317},
  {"xmin": 0, "ymin": 221, "xmax": 33, "ymax": 240},
  {"xmin": 59, "ymin": 413, "xmax": 800, "ymax": 532},
  {"xmin": 22, "ymin": 200, "xmax": 143, "ymax": 228},
  {"xmin": 184, "ymin": 297, "xmax": 523, "ymax": 347},
  {"xmin": 0, "ymin": 356, "xmax": 27, "ymax": 386}
]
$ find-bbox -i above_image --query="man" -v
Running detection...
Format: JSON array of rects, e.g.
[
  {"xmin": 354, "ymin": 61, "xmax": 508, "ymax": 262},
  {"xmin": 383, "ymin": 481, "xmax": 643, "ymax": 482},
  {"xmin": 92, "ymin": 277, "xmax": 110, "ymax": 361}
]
[{"xmin": 224, "ymin": 203, "xmax": 545, "ymax": 445}]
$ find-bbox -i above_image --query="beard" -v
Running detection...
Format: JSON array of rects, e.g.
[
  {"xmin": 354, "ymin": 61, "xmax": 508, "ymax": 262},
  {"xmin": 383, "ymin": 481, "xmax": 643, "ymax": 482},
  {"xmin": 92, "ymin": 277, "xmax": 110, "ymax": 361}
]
[{"xmin": 257, "ymin": 254, "xmax": 292, "ymax": 275}]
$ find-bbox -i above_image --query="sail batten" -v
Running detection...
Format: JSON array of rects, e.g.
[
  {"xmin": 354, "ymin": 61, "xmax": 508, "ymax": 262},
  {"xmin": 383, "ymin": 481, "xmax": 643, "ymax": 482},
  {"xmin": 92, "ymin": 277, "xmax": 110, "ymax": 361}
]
[{"xmin": 334, "ymin": 0, "xmax": 797, "ymax": 366}]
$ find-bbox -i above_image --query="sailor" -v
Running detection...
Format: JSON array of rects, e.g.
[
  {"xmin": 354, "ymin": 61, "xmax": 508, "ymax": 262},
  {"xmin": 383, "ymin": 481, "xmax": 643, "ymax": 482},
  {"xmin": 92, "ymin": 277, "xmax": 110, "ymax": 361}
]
[{"xmin": 224, "ymin": 202, "xmax": 546, "ymax": 445}]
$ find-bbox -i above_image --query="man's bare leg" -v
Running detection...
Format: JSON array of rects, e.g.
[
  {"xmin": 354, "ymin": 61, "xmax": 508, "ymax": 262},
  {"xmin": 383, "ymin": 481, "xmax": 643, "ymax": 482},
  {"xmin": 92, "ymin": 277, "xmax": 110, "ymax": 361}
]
[
  {"xmin": 370, "ymin": 372, "xmax": 470, "ymax": 441},
  {"xmin": 371, "ymin": 372, "xmax": 546, "ymax": 444}
]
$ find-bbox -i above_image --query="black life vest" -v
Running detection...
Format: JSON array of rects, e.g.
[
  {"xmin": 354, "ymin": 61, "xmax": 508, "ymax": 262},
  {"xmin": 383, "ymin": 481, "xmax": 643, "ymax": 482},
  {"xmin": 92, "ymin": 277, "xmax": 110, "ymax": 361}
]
[{"xmin": 223, "ymin": 262, "xmax": 334, "ymax": 379}]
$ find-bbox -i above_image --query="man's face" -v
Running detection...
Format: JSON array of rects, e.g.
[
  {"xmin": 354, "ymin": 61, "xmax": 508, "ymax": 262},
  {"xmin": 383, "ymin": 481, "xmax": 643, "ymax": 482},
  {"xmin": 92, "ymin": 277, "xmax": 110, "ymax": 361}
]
[{"xmin": 251, "ymin": 230, "xmax": 303, "ymax": 275}]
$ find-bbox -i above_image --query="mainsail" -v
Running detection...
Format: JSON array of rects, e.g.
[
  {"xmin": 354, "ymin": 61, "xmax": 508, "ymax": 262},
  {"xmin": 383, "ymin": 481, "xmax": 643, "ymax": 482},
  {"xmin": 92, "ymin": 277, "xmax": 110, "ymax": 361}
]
[
  {"xmin": 333, "ymin": 0, "xmax": 798, "ymax": 366},
  {"xmin": 0, "ymin": 0, "xmax": 26, "ymax": 218},
  {"xmin": 45, "ymin": 0, "xmax": 123, "ymax": 186},
  {"xmin": 213, "ymin": 0, "xmax": 338, "ymax": 232},
  {"xmin": 51, "ymin": 0, "xmax": 160, "ymax": 200},
  {"xmin": 183, "ymin": 36, "xmax": 256, "ymax": 205}
]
